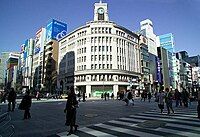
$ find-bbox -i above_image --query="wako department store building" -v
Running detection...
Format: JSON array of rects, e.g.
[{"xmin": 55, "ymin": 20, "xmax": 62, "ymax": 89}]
[{"xmin": 59, "ymin": 1, "xmax": 141, "ymax": 97}]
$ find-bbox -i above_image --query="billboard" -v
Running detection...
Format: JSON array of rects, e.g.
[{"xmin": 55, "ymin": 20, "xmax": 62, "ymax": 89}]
[
  {"xmin": 46, "ymin": 19, "xmax": 67, "ymax": 42},
  {"xmin": 34, "ymin": 28, "xmax": 43, "ymax": 55}
]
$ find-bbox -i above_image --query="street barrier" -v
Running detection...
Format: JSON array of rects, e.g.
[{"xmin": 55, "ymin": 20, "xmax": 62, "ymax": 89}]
[{"xmin": 0, "ymin": 112, "xmax": 15, "ymax": 137}]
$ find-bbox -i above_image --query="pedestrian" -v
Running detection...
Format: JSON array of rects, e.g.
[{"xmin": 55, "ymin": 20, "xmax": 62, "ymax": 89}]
[
  {"xmin": 123, "ymin": 90, "xmax": 129, "ymax": 106},
  {"xmin": 156, "ymin": 86, "xmax": 165, "ymax": 114},
  {"xmin": 77, "ymin": 92, "xmax": 81, "ymax": 102},
  {"xmin": 101, "ymin": 93, "xmax": 104, "ymax": 100},
  {"xmin": 36, "ymin": 91, "xmax": 40, "ymax": 100},
  {"xmin": 104, "ymin": 92, "xmax": 107, "ymax": 101},
  {"xmin": 147, "ymin": 91, "xmax": 152, "ymax": 102},
  {"xmin": 65, "ymin": 86, "xmax": 79, "ymax": 135},
  {"xmin": 141, "ymin": 91, "xmax": 144, "ymax": 101},
  {"xmin": 144, "ymin": 91, "xmax": 147, "ymax": 102},
  {"xmin": 174, "ymin": 89, "xmax": 181, "ymax": 107},
  {"xmin": 107, "ymin": 92, "xmax": 110, "ymax": 100},
  {"xmin": 21, "ymin": 90, "xmax": 32, "ymax": 119},
  {"xmin": 182, "ymin": 88, "xmax": 189, "ymax": 107},
  {"xmin": 165, "ymin": 88, "xmax": 174, "ymax": 115},
  {"xmin": 197, "ymin": 90, "xmax": 200, "ymax": 119},
  {"xmin": 7, "ymin": 88, "xmax": 16, "ymax": 112},
  {"xmin": 82, "ymin": 92, "xmax": 86, "ymax": 102},
  {"xmin": 1, "ymin": 88, "xmax": 8, "ymax": 103},
  {"xmin": 127, "ymin": 91, "xmax": 134, "ymax": 106},
  {"xmin": 111, "ymin": 93, "xmax": 114, "ymax": 100}
]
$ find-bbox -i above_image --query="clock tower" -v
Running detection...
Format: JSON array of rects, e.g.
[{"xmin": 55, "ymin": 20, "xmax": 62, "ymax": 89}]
[{"xmin": 94, "ymin": 0, "xmax": 109, "ymax": 21}]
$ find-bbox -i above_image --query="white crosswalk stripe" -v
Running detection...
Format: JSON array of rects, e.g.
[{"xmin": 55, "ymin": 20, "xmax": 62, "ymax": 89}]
[{"xmin": 56, "ymin": 108, "xmax": 200, "ymax": 137}]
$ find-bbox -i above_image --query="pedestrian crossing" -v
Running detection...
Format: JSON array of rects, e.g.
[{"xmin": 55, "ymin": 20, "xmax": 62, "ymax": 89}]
[{"xmin": 56, "ymin": 108, "xmax": 200, "ymax": 137}]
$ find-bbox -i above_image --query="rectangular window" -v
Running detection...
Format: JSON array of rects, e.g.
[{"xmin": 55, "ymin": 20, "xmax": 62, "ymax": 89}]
[
  {"xmin": 91, "ymin": 64, "xmax": 94, "ymax": 69},
  {"xmin": 94, "ymin": 37, "xmax": 97, "ymax": 43},
  {"xmin": 103, "ymin": 64, "xmax": 105, "ymax": 69},
  {"xmin": 84, "ymin": 65, "xmax": 86, "ymax": 70},
  {"xmin": 110, "ymin": 46, "xmax": 112, "ymax": 52},
  {"xmin": 84, "ymin": 56, "xmax": 86, "ymax": 62},
  {"xmin": 95, "ymin": 64, "xmax": 97, "ymax": 69},
  {"xmin": 102, "ymin": 46, "xmax": 104, "ymax": 51},
  {"xmin": 107, "ymin": 55, "xmax": 109, "ymax": 61},
  {"xmin": 91, "ymin": 55, "xmax": 94, "ymax": 61},
  {"xmin": 99, "ymin": 64, "xmax": 101, "ymax": 69},
  {"xmin": 95, "ymin": 46, "xmax": 97, "ymax": 52},
  {"xmin": 106, "ymin": 46, "xmax": 109, "ymax": 52},
  {"xmin": 84, "ymin": 47, "xmax": 86, "ymax": 53},
  {"xmin": 99, "ymin": 55, "xmax": 101, "ymax": 61},
  {"xmin": 95, "ymin": 55, "xmax": 97, "ymax": 61},
  {"xmin": 99, "ymin": 46, "xmax": 101, "ymax": 52},
  {"xmin": 109, "ymin": 28, "xmax": 111, "ymax": 34},
  {"xmin": 107, "ymin": 64, "xmax": 109, "ymax": 69},
  {"xmin": 91, "ymin": 46, "xmax": 94, "ymax": 52},
  {"xmin": 110, "ymin": 55, "xmax": 112, "ymax": 61},
  {"xmin": 106, "ymin": 37, "xmax": 108, "ymax": 43},
  {"xmin": 110, "ymin": 64, "xmax": 112, "ymax": 69},
  {"xmin": 102, "ymin": 55, "xmax": 105, "ymax": 61}
]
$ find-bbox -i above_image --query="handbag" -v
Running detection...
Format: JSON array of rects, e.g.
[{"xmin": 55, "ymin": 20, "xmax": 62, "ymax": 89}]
[{"xmin": 18, "ymin": 102, "xmax": 25, "ymax": 110}]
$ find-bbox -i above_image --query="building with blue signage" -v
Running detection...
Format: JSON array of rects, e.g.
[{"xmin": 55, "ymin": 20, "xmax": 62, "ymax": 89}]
[
  {"xmin": 43, "ymin": 19, "xmax": 67, "ymax": 93},
  {"xmin": 159, "ymin": 33, "xmax": 176, "ymax": 89}
]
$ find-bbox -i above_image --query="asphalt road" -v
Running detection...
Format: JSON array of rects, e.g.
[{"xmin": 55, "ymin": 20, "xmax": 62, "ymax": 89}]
[{"xmin": 0, "ymin": 98, "xmax": 159, "ymax": 137}]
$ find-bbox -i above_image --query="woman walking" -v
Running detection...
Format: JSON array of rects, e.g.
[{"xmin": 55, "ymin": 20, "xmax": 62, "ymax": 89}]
[{"xmin": 157, "ymin": 86, "xmax": 165, "ymax": 114}]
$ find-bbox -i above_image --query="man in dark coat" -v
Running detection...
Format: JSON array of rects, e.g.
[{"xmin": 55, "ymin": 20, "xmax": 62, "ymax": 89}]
[
  {"xmin": 22, "ymin": 90, "xmax": 32, "ymax": 119},
  {"xmin": 65, "ymin": 87, "xmax": 78, "ymax": 135},
  {"xmin": 7, "ymin": 88, "xmax": 16, "ymax": 112}
]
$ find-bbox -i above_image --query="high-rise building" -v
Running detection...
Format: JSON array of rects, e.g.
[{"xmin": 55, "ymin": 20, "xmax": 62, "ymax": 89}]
[
  {"xmin": 176, "ymin": 52, "xmax": 192, "ymax": 91},
  {"xmin": 157, "ymin": 47, "xmax": 171, "ymax": 89},
  {"xmin": 0, "ymin": 52, "xmax": 10, "ymax": 89},
  {"xmin": 139, "ymin": 35, "xmax": 150, "ymax": 91},
  {"xmin": 7, "ymin": 52, "xmax": 20, "ymax": 89},
  {"xmin": 32, "ymin": 28, "xmax": 46, "ymax": 90},
  {"xmin": 44, "ymin": 19, "xmax": 67, "ymax": 93},
  {"xmin": 140, "ymin": 19, "xmax": 157, "ymax": 56},
  {"xmin": 159, "ymin": 33, "xmax": 175, "ymax": 89},
  {"xmin": 19, "ymin": 39, "xmax": 35, "ymax": 88},
  {"xmin": 140, "ymin": 19, "xmax": 159, "ymax": 91},
  {"xmin": 58, "ymin": 1, "xmax": 141, "ymax": 97}
]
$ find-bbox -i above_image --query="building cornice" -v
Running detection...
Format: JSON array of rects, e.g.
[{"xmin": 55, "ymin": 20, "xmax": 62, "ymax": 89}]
[{"xmin": 75, "ymin": 69, "xmax": 141, "ymax": 77}]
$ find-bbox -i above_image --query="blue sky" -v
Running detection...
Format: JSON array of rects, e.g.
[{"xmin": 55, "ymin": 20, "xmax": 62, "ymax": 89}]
[{"xmin": 0, "ymin": 0, "xmax": 199, "ymax": 56}]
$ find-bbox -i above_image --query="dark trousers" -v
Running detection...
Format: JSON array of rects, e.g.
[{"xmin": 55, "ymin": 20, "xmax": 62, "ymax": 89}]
[
  {"xmin": 67, "ymin": 109, "xmax": 77, "ymax": 132},
  {"xmin": 175, "ymin": 99, "xmax": 180, "ymax": 107},
  {"xmin": 166, "ymin": 101, "xmax": 174, "ymax": 114},
  {"xmin": 24, "ymin": 109, "xmax": 31, "ymax": 119},
  {"xmin": 8, "ymin": 101, "xmax": 15, "ymax": 111}
]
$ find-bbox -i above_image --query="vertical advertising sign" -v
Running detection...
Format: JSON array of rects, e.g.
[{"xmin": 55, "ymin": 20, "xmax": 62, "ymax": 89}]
[
  {"xmin": 46, "ymin": 19, "xmax": 67, "ymax": 42},
  {"xmin": 156, "ymin": 57, "xmax": 162, "ymax": 84},
  {"xmin": 23, "ymin": 42, "xmax": 28, "ymax": 60},
  {"xmin": 34, "ymin": 28, "xmax": 43, "ymax": 55}
]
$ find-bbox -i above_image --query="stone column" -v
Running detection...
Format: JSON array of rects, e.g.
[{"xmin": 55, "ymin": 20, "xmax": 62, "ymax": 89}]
[{"xmin": 86, "ymin": 85, "xmax": 91, "ymax": 98}]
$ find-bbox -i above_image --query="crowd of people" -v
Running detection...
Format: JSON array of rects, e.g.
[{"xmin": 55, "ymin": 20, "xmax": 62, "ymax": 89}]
[{"xmin": 1, "ymin": 85, "xmax": 200, "ymax": 136}]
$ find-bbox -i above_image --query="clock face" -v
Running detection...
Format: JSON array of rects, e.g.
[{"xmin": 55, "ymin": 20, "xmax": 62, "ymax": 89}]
[{"xmin": 98, "ymin": 8, "xmax": 104, "ymax": 14}]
